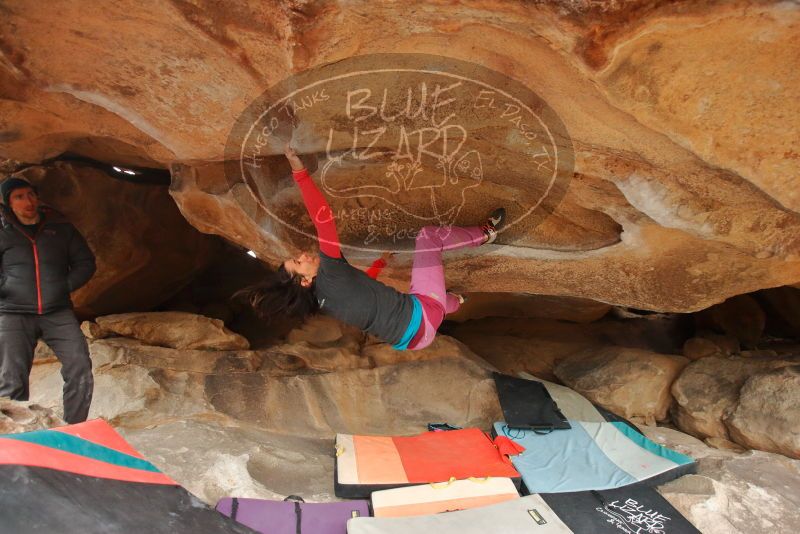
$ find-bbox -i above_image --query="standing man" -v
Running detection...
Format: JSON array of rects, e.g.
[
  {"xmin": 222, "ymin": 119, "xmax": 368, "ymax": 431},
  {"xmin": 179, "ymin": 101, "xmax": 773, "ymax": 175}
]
[{"xmin": 0, "ymin": 177, "xmax": 96, "ymax": 423}]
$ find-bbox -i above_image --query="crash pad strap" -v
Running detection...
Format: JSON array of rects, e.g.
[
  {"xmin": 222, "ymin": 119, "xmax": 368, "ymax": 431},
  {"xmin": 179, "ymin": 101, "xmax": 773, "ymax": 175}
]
[{"xmin": 231, "ymin": 498, "xmax": 239, "ymax": 521}]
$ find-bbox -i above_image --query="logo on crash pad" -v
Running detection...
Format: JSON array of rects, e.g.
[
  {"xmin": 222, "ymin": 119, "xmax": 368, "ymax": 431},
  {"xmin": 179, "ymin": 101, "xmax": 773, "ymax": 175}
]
[
  {"xmin": 595, "ymin": 497, "xmax": 673, "ymax": 534},
  {"xmin": 225, "ymin": 53, "xmax": 573, "ymax": 255}
]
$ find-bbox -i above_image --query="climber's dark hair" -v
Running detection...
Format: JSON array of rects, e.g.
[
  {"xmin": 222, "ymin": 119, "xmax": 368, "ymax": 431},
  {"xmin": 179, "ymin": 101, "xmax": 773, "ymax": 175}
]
[{"xmin": 233, "ymin": 263, "xmax": 319, "ymax": 322}]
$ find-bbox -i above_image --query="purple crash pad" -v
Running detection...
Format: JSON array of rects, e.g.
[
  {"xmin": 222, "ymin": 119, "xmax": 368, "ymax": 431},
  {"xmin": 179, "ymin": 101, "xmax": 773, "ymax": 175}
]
[{"xmin": 216, "ymin": 497, "xmax": 371, "ymax": 534}]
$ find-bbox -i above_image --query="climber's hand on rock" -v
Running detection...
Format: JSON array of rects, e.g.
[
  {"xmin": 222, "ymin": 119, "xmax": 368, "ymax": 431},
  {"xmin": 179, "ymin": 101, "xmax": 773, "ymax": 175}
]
[{"xmin": 284, "ymin": 143, "xmax": 305, "ymax": 171}]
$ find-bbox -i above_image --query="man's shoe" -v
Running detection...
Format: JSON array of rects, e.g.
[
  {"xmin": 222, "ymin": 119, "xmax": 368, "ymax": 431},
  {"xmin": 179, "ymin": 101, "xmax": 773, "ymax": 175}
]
[{"xmin": 481, "ymin": 207, "xmax": 506, "ymax": 244}]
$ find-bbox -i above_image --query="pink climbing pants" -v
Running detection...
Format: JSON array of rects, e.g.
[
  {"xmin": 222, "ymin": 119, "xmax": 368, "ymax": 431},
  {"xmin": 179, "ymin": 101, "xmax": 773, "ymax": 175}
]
[{"xmin": 407, "ymin": 225, "xmax": 486, "ymax": 350}]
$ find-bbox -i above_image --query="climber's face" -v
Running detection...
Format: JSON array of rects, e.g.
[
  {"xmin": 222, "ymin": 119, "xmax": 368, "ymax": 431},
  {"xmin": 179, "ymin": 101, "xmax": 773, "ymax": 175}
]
[{"xmin": 283, "ymin": 252, "xmax": 320, "ymax": 287}]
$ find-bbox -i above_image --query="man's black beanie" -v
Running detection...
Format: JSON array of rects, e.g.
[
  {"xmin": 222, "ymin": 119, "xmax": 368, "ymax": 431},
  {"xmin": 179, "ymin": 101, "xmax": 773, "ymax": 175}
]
[{"xmin": 1, "ymin": 177, "xmax": 37, "ymax": 205}]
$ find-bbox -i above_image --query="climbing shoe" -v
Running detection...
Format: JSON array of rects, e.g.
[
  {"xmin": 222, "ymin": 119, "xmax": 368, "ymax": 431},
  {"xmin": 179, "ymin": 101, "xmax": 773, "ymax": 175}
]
[
  {"xmin": 482, "ymin": 207, "xmax": 506, "ymax": 244},
  {"xmin": 448, "ymin": 292, "xmax": 466, "ymax": 305}
]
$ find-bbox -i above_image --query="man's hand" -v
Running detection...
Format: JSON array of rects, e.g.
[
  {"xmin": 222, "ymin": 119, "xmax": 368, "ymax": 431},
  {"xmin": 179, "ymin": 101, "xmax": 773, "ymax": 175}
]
[
  {"xmin": 380, "ymin": 251, "xmax": 395, "ymax": 264},
  {"xmin": 284, "ymin": 143, "xmax": 305, "ymax": 171}
]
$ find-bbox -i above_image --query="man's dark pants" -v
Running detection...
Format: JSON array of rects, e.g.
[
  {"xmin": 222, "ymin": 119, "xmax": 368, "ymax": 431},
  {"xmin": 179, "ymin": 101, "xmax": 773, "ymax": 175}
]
[{"xmin": 0, "ymin": 309, "xmax": 93, "ymax": 423}]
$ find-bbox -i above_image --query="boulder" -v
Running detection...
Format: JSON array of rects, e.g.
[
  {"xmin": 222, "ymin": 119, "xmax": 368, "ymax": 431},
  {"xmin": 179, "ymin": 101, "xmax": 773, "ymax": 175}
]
[
  {"xmin": 30, "ymin": 333, "xmax": 500, "ymax": 439},
  {"xmin": 33, "ymin": 340, "xmax": 56, "ymax": 362},
  {"xmin": 286, "ymin": 315, "xmax": 363, "ymax": 348},
  {"xmin": 641, "ymin": 426, "xmax": 733, "ymax": 462},
  {"xmin": 362, "ymin": 335, "xmax": 493, "ymax": 369},
  {"xmin": 269, "ymin": 316, "xmax": 490, "ymax": 371},
  {"xmin": 449, "ymin": 318, "xmax": 601, "ymax": 381},
  {"xmin": 207, "ymin": 354, "xmax": 502, "ymax": 439},
  {"xmin": 4, "ymin": 2, "xmax": 800, "ymax": 313},
  {"xmin": 696, "ymin": 295, "xmax": 766, "ymax": 347},
  {"xmin": 724, "ymin": 365, "xmax": 800, "ymax": 459},
  {"xmin": 450, "ymin": 314, "xmax": 694, "ymax": 382},
  {"xmin": 30, "ymin": 338, "xmax": 285, "ymax": 423},
  {"xmin": 95, "ymin": 311, "xmax": 249, "ymax": 350},
  {"xmin": 682, "ymin": 337, "xmax": 719, "ymax": 361},
  {"xmin": 739, "ymin": 349, "xmax": 779, "ymax": 359},
  {"xmin": 452, "ymin": 313, "xmax": 692, "ymax": 356},
  {"xmin": 0, "ymin": 399, "xmax": 63, "ymax": 434},
  {"xmin": 86, "ymin": 338, "xmax": 265, "ymax": 374},
  {"xmin": 587, "ymin": 314, "xmax": 694, "ymax": 355},
  {"xmin": 699, "ymin": 334, "xmax": 741, "ymax": 355},
  {"xmin": 120, "ymin": 418, "xmax": 336, "ymax": 505},
  {"xmin": 682, "ymin": 335, "xmax": 739, "ymax": 361},
  {"xmin": 704, "ymin": 437, "xmax": 747, "ymax": 453},
  {"xmin": 553, "ymin": 346, "xmax": 689, "ymax": 422},
  {"xmin": 446, "ymin": 293, "xmax": 611, "ymax": 323},
  {"xmin": 265, "ymin": 342, "xmax": 368, "ymax": 373},
  {"xmin": 80, "ymin": 320, "xmax": 110, "ymax": 340},
  {"xmin": 670, "ymin": 356, "xmax": 799, "ymax": 440},
  {"xmin": 644, "ymin": 427, "xmax": 800, "ymax": 534},
  {"xmin": 445, "ymin": 333, "xmax": 577, "ymax": 382},
  {"xmin": 31, "ymin": 340, "xmax": 164, "ymax": 423},
  {"xmin": 754, "ymin": 285, "xmax": 800, "ymax": 338}
]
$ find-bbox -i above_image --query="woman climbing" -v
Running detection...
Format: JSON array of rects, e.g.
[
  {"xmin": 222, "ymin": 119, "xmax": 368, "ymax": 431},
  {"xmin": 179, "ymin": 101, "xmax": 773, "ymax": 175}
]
[{"xmin": 241, "ymin": 143, "xmax": 505, "ymax": 351}]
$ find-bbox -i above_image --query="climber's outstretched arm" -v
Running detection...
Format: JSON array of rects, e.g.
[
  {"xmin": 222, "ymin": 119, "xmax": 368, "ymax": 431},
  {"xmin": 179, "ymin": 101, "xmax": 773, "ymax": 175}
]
[{"xmin": 285, "ymin": 144, "xmax": 342, "ymax": 258}]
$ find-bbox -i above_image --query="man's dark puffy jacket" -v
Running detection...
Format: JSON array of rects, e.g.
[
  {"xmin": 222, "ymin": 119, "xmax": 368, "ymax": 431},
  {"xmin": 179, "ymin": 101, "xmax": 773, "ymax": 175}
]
[{"xmin": 0, "ymin": 204, "xmax": 96, "ymax": 314}]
